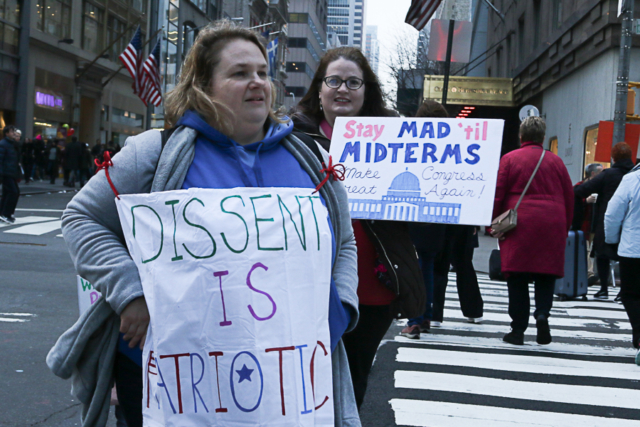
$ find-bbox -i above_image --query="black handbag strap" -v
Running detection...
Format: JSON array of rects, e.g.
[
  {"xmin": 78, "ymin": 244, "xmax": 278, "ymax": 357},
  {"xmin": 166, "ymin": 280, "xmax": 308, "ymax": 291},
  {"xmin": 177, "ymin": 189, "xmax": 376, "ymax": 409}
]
[
  {"xmin": 514, "ymin": 149, "xmax": 545, "ymax": 212},
  {"xmin": 292, "ymin": 130, "xmax": 325, "ymax": 166}
]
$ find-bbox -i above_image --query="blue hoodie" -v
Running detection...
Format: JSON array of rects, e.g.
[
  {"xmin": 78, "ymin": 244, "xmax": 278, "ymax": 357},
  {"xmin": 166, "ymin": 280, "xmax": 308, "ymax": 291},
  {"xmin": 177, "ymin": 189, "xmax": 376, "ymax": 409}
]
[{"xmin": 178, "ymin": 110, "xmax": 350, "ymax": 352}]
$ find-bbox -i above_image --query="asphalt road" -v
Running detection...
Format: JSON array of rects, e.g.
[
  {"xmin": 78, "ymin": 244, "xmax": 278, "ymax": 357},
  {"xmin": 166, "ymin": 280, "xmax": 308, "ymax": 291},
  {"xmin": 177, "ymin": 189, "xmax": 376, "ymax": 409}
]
[{"xmin": 0, "ymin": 189, "xmax": 119, "ymax": 427}]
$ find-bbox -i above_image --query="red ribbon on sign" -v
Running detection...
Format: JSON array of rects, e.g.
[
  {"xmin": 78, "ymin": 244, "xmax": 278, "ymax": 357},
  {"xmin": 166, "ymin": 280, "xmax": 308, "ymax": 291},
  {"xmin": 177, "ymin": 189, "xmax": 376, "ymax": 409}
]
[
  {"xmin": 94, "ymin": 151, "xmax": 120, "ymax": 199},
  {"xmin": 314, "ymin": 155, "xmax": 346, "ymax": 194}
]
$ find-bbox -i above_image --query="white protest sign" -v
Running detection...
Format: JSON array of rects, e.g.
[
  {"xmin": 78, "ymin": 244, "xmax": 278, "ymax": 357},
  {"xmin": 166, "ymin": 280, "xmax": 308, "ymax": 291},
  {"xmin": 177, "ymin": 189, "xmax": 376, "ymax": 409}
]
[
  {"xmin": 77, "ymin": 276, "xmax": 101, "ymax": 315},
  {"xmin": 115, "ymin": 187, "xmax": 334, "ymax": 426},
  {"xmin": 329, "ymin": 117, "xmax": 504, "ymax": 226}
]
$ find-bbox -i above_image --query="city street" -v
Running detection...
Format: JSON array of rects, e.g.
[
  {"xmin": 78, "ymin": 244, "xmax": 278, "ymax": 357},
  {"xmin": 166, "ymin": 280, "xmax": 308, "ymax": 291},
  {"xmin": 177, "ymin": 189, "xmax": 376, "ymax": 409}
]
[
  {"xmin": 360, "ymin": 270, "xmax": 640, "ymax": 426},
  {"xmin": 2, "ymin": 189, "xmax": 639, "ymax": 426},
  {"xmin": 0, "ymin": 185, "xmax": 118, "ymax": 427}
]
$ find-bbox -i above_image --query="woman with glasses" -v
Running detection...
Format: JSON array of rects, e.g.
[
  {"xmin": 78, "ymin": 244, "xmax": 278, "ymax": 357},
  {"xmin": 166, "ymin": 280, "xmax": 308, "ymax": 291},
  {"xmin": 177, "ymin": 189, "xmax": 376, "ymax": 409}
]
[{"xmin": 292, "ymin": 47, "xmax": 424, "ymax": 409}]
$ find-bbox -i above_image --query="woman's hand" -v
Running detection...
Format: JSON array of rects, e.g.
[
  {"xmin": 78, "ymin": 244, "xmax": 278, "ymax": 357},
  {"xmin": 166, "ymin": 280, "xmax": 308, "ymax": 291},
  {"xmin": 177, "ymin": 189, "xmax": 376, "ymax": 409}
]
[
  {"xmin": 490, "ymin": 229, "xmax": 506, "ymax": 241},
  {"xmin": 120, "ymin": 297, "xmax": 150, "ymax": 350}
]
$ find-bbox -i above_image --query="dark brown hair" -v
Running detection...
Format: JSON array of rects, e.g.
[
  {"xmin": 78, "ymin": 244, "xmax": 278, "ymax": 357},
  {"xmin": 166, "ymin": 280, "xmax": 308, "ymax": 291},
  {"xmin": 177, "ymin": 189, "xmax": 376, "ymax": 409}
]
[
  {"xmin": 295, "ymin": 47, "xmax": 395, "ymax": 122},
  {"xmin": 415, "ymin": 100, "xmax": 448, "ymax": 118},
  {"xmin": 164, "ymin": 20, "xmax": 283, "ymax": 132},
  {"xmin": 611, "ymin": 141, "xmax": 633, "ymax": 163}
]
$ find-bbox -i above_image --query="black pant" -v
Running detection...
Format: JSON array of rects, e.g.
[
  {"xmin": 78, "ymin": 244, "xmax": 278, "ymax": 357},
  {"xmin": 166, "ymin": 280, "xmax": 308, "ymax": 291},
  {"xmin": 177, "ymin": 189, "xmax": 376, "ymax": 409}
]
[
  {"xmin": 619, "ymin": 257, "xmax": 640, "ymax": 348},
  {"xmin": 596, "ymin": 255, "xmax": 611, "ymax": 290},
  {"xmin": 432, "ymin": 228, "xmax": 483, "ymax": 322},
  {"xmin": 0, "ymin": 176, "xmax": 19, "ymax": 218},
  {"xmin": 342, "ymin": 304, "xmax": 393, "ymax": 409},
  {"xmin": 507, "ymin": 273, "xmax": 555, "ymax": 331},
  {"xmin": 114, "ymin": 352, "xmax": 143, "ymax": 427}
]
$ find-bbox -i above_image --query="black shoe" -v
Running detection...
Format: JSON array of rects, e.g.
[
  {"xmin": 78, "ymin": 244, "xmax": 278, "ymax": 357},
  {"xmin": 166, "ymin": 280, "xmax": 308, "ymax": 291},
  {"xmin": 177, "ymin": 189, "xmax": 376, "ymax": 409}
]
[
  {"xmin": 588, "ymin": 276, "xmax": 599, "ymax": 287},
  {"xmin": 594, "ymin": 289, "xmax": 609, "ymax": 300},
  {"xmin": 535, "ymin": 316, "xmax": 552, "ymax": 345},
  {"xmin": 503, "ymin": 330, "xmax": 525, "ymax": 345}
]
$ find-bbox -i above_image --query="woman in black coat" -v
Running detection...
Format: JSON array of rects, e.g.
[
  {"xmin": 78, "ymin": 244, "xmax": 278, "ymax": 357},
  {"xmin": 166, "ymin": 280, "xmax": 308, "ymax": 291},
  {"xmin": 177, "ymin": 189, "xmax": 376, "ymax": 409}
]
[
  {"xmin": 292, "ymin": 47, "xmax": 425, "ymax": 409},
  {"xmin": 575, "ymin": 142, "xmax": 635, "ymax": 299}
]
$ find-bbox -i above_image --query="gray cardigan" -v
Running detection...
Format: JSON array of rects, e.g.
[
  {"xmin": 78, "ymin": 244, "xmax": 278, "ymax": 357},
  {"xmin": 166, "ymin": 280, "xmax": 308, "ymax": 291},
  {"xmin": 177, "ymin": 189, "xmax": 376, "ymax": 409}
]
[{"xmin": 47, "ymin": 126, "xmax": 361, "ymax": 426}]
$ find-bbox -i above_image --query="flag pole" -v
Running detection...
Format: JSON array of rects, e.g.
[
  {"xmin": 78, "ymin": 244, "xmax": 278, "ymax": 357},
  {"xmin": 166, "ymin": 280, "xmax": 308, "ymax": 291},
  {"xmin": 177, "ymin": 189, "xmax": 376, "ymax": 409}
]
[
  {"xmin": 101, "ymin": 27, "xmax": 164, "ymax": 88},
  {"xmin": 75, "ymin": 18, "xmax": 143, "ymax": 83}
]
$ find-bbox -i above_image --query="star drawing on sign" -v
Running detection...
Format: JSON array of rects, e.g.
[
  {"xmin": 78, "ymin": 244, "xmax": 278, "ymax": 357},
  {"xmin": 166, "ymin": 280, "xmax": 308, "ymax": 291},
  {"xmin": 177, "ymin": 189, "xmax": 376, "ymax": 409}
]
[{"xmin": 236, "ymin": 364, "xmax": 254, "ymax": 383}]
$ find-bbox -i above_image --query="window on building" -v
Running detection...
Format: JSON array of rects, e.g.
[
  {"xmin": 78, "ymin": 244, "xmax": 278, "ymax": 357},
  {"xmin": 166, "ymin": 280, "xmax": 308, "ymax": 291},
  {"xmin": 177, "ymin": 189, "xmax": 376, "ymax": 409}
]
[
  {"xmin": 183, "ymin": 23, "xmax": 196, "ymax": 57},
  {"xmin": 549, "ymin": 136, "xmax": 558, "ymax": 155},
  {"xmin": 338, "ymin": 35, "xmax": 348, "ymax": 44},
  {"xmin": 208, "ymin": 0, "xmax": 221, "ymax": 19},
  {"xmin": 517, "ymin": 15, "xmax": 525, "ymax": 64},
  {"xmin": 0, "ymin": 0, "xmax": 20, "ymax": 25},
  {"xmin": 191, "ymin": 0, "xmax": 206, "ymax": 13},
  {"xmin": 37, "ymin": 0, "xmax": 72, "ymax": 39},
  {"xmin": 554, "ymin": 0, "xmax": 563, "ymax": 29},
  {"xmin": 286, "ymin": 61, "xmax": 314, "ymax": 79},
  {"xmin": 83, "ymin": 2, "xmax": 104, "ymax": 54},
  {"xmin": 111, "ymin": 107, "xmax": 143, "ymax": 128},
  {"xmin": 108, "ymin": 14, "xmax": 127, "ymax": 62},
  {"xmin": 130, "ymin": 0, "xmax": 147, "ymax": 13},
  {"xmin": 583, "ymin": 127, "xmax": 610, "ymax": 170},
  {"xmin": 0, "ymin": 22, "xmax": 18, "ymax": 55},
  {"xmin": 533, "ymin": 0, "xmax": 541, "ymax": 46},
  {"xmin": 289, "ymin": 13, "xmax": 309, "ymax": 23},
  {"xmin": 328, "ymin": 7, "xmax": 349, "ymax": 16},
  {"xmin": 496, "ymin": 48, "xmax": 501, "ymax": 77},
  {"xmin": 506, "ymin": 34, "xmax": 512, "ymax": 74},
  {"xmin": 328, "ymin": 0, "xmax": 349, "ymax": 6},
  {"xmin": 328, "ymin": 17, "xmax": 349, "ymax": 25},
  {"xmin": 355, "ymin": 11, "xmax": 362, "ymax": 16},
  {"xmin": 288, "ymin": 38, "xmax": 307, "ymax": 48}
]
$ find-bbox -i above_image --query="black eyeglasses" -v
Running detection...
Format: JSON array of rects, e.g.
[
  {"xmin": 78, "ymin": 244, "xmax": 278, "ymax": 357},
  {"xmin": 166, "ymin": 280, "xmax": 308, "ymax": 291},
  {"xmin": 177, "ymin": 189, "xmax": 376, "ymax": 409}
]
[{"xmin": 323, "ymin": 75, "xmax": 364, "ymax": 90}]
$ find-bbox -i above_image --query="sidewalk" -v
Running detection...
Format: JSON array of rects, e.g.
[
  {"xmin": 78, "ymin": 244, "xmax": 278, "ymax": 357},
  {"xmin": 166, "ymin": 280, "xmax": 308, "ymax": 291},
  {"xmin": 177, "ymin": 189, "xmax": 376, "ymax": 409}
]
[{"xmin": 18, "ymin": 180, "xmax": 80, "ymax": 196}]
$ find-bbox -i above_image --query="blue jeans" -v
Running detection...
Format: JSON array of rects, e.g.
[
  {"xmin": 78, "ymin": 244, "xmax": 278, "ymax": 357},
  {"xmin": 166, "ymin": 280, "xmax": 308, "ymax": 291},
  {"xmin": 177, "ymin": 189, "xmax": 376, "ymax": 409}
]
[{"xmin": 408, "ymin": 252, "xmax": 435, "ymax": 326}]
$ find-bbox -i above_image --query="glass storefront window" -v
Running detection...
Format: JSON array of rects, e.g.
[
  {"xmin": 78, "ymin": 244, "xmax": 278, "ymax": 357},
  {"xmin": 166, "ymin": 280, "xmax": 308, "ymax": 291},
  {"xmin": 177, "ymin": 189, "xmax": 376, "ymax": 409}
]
[
  {"xmin": 83, "ymin": 2, "xmax": 104, "ymax": 54},
  {"xmin": 584, "ymin": 126, "xmax": 610, "ymax": 170},
  {"xmin": 111, "ymin": 107, "xmax": 143, "ymax": 128}
]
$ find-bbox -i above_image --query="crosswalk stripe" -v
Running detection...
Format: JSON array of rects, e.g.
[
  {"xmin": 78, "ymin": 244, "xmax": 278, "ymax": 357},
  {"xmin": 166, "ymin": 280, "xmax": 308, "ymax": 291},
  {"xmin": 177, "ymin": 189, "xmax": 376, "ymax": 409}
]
[
  {"xmin": 394, "ymin": 370, "xmax": 640, "ymax": 410},
  {"xmin": 4, "ymin": 220, "xmax": 62, "ymax": 236},
  {"xmin": 390, "ymin": 399, "xmax": 640, "ymax": 427},
  {"xmin": 428, "ymin": 320, "xmax": 630, "ymax": 343},
  {"xmin": 394, "ymin": 335, "xmax": 636, "ymax": 357},
  {"xmin": 443, "ymin": 300, "xmax": 629, "ymax": 320},
  {"xmin": 0, "ymin": 216, "xmax": 58, "ymax": 229},
  {"xmin": 396, "ymin": 347, "xmax": 640, "ymax": 380},
  {"xmin": 438, "ymin": 310, "xmax": 631, "ymax": 330}
]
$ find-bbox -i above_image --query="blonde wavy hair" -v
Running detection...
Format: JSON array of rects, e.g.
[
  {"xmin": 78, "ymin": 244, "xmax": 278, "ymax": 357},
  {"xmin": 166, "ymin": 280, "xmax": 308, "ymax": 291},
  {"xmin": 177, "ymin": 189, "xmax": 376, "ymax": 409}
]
[{"xmin": 164, "ymin": 20, "xmax": 284, "ymax": 134}]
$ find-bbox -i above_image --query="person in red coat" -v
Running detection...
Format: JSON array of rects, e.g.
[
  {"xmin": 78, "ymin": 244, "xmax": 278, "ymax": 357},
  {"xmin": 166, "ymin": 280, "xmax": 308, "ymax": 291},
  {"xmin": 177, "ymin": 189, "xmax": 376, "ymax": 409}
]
[{"xmin": 491, "ymin": 116, "xmax": 574, "ymax": 345}]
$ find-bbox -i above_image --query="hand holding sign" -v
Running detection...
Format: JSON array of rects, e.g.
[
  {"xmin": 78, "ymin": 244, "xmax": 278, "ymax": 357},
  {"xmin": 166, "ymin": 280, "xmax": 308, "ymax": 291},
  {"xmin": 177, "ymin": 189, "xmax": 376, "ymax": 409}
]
[{"xmin": 120, "ymin": 297, "xmax": 150, "ymax": 350}]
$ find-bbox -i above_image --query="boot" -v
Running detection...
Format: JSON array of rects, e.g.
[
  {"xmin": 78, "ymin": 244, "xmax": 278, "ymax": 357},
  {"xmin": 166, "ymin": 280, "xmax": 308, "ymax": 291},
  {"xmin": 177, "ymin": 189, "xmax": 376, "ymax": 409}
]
[
  {"xmin": 536, "ymin": 315, "xmax": 552, "ymax": 345},
  {"xmin": 503, "ymin": 329, "xmax": 525, "ymax": 345}
]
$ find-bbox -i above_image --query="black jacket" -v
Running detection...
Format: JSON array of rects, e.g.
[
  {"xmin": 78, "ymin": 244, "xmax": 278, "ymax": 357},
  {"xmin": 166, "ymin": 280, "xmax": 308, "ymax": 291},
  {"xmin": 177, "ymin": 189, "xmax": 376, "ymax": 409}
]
[
  {"xmin": 64, "ymin": 141, "xmax": 83, "ymax": 170},
  {"xmin": 0, "ymin": 138, "xmax": 19, "ymax": 178},
  {"xmin": 292, "ymin": 114, "xmax": 426, "ymax": 319},
  {"xmin": 574, "ymin": 158, "xmax": 635, "ymax": 257}
]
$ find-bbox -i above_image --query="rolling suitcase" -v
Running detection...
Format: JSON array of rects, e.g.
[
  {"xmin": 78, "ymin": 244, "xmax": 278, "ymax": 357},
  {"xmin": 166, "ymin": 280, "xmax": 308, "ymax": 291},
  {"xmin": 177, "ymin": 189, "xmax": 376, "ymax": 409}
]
[{"xmin": 554, "ymin": 230, "xmax": 588, "ymax": 300}]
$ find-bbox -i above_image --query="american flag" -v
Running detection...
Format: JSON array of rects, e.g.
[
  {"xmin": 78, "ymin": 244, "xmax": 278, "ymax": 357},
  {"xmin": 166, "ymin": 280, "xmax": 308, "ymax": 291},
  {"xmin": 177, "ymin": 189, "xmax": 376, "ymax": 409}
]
[
  {"xmin": 139, "ymin": 40, "xmax": 163, "ymax": 107},
  {"xmin": 405, "ymin": 0, "xmax": 442, "ymax": 31},
  {"xmin": 119, "ymin": 26, "xmax": 143, "ymax": 94}
]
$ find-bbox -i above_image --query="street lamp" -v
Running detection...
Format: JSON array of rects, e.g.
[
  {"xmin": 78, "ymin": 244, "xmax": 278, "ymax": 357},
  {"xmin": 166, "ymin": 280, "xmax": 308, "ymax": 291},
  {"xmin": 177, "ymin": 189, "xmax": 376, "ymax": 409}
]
[{"xmin": 288, "ymin": 92, "xmax": 296, "ymax": 105}]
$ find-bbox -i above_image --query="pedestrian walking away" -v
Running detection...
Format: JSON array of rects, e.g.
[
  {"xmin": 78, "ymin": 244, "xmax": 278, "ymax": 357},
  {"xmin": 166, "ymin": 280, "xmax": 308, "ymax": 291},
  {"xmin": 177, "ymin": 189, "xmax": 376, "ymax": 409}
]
[
  {"xmin": 491, "ymin": 116, "xmax": 574, "ymax": 346},
  {"xmin": 575, "ymin": 142, "xmax": 634, "ymax": 299},
  {"xmin": 0, "ymin": 125, "xmax": 21, "ymax": 223},
  {"xmin": 399, "ymin": 100, "xmax": 450, "ymax": 340},
  {"xmin": 47, "ymin": 22, "xmax": 360, "ymax": 427},
  {"xmin": 605, "ymin": 161, "xmax": 640, "ymax": 364},
  {"xmin": 292, "ymin": 47, "xmax": 425, "ymax": 410}
]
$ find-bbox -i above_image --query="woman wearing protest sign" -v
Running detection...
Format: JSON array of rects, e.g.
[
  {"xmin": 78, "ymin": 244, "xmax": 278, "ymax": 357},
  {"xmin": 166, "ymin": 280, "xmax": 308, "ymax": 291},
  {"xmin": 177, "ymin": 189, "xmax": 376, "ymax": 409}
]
[
  {"xmin": 48, "ymin": 21, "xmax": 360, "ymax": 427},
  {"xmin": 292, "ymin": 47, "xmax": 425, "ymax": 409},
  {"xmin": 491, "ymin": 116, "xmax": 573, "ymax": 346}
]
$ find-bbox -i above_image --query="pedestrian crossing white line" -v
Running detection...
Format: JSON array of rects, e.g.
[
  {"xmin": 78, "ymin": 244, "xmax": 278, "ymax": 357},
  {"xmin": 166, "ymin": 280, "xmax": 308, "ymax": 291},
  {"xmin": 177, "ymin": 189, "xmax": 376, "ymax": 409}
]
[
  {"xmin": 0, "ymin": 317, "xmax": 29, "ymax": 323},
  {"xmin": 396, "ymin": 347, "xmax": 640, "ymax": 380},
  {"xmin": 4, "ymin": 220, "xmax": 62, "ymax": 236},
  {"xmin": 438, "ymin": 310, "xmax": 631, "ymax": 330},
  {"xmin": 395, "ymin": 334, "xmax": 636, "ymax": 357},
  {"xmin": 390, "ymin": 399, "xmax": 640, "ymax": 427},
  {"xmin": 15, "ymin": 208, "xmax": 65, "ymax": 213},
  {"xmin": 444, "ymin": 300, "xmax": 629, "ymax": 320},
  {"xmin": 394, "ymin": 370, "xmax": 640, "ymax": 410},
  {"xmin": 427, "ymin": 321, "xmax": 629, "ymax": 343},
  {"xmin": 0, "ymin": 216, "xmax": 58, "ymax": 229}
]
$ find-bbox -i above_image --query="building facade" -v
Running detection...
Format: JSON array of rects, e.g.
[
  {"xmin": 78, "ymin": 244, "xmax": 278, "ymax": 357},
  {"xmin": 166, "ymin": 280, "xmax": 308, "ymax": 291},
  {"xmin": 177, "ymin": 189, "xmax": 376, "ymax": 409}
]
[
  {"xmin": 485, "ymin": 0, "xmax": 640, "ymax": 182},
  {"xmin": 326, "ymin": 0, "xmax": 364, "ymax": 48},
  {"xmin": 284, "ymin": 0, "xmax": 327, "ymax": 111},
  {"xmin": 364, "ymin": 25, "xmax": 379, "ymax": 75}
]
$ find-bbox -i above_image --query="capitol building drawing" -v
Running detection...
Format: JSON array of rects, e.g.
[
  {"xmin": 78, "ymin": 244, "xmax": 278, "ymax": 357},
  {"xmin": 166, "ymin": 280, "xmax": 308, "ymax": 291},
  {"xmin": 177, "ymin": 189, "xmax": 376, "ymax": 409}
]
[{"xmin": 349, "ymin": 169, "xmax": 462, "ymax": 224}]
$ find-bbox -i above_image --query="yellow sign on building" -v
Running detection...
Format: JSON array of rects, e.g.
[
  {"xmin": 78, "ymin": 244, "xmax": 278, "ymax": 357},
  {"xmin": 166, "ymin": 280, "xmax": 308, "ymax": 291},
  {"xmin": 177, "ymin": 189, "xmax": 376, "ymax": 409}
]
[{"xmin": 423, "ymin": 76, "xmax": 514, "ymax": 107}]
